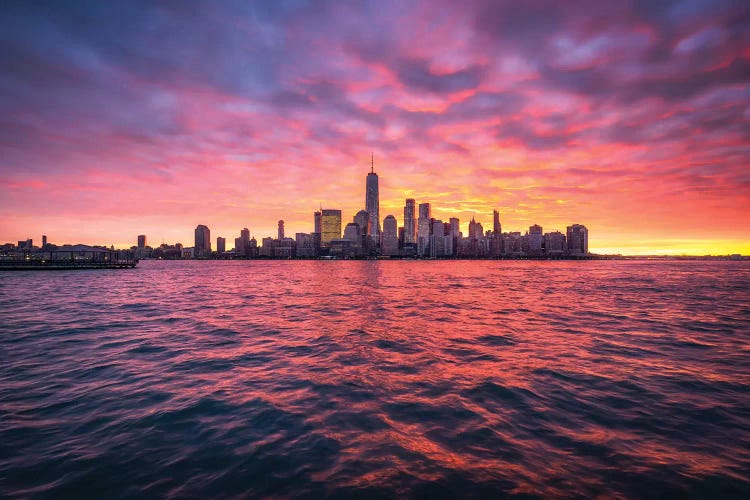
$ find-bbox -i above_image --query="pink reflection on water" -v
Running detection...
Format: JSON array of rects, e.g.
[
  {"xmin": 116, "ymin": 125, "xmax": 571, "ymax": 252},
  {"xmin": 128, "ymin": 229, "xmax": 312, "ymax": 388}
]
[{"xmin": 3, "ymin": 259, "xmax": 748, "ymax": 496}]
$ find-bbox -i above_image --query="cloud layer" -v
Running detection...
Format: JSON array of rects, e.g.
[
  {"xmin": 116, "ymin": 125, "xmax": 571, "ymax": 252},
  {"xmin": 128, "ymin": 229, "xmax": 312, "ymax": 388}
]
[{"xmin": 1, "ymin": 0, "xmax": 748, "ymax": 253}]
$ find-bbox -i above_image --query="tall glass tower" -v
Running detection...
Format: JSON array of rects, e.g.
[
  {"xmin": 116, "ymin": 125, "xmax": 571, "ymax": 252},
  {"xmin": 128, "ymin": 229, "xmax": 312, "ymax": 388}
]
[
  {"xmin": 566, "ymin": 224, "xmax": 588, "ymax": 255},
  {"xmin": 365, "ymin": 154, "xmax": 380, "ymax": 245},
  {"xmin": 320, "ymin": 209, "xmax": 342, "ymax": 247},
  {"xmin": 194, "ymin": 224, "xmax": 211, "ymax": 258},
  {"xmin": 404, "ymin": 199, "xmax": 416, "ymax": 244},
  {"xmin": 417, "ymin": 203, "xmax": 431, "ymax": 256}
]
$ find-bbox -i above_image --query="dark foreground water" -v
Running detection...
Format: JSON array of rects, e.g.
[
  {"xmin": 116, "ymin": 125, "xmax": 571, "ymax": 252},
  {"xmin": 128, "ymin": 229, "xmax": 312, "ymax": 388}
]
[{"xmin": 1, "ymin": 260, "xmax": 749, "ymax": 498}]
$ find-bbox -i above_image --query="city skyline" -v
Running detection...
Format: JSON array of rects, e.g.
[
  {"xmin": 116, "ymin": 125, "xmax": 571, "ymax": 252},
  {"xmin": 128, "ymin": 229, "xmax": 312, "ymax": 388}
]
[
  {"xmin": 1, "ymin": 2, "xmax": 749, "ymax": 255},
  {"xmin": 3, "ymin": 156, "xmax": 598, "ymax": 253},
  {"xmin": 3, "ymin": 161, "xmax": 595, "ymax": 259},
  {"xmin": 1, "ymin": 159, "xmax": 744, "ymax": 256}
]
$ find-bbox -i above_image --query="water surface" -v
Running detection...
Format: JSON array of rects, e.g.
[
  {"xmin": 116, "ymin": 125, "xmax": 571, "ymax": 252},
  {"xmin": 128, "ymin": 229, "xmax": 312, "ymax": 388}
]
[{"xmin": 1, "ymin": 260, "xmax": 749, "ymax": 498}]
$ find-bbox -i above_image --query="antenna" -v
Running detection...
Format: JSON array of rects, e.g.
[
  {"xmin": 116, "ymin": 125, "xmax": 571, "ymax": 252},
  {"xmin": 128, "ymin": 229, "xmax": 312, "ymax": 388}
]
[{"xmin": 371, "ymin": 152, "xmax": 374, "ymax": 173}]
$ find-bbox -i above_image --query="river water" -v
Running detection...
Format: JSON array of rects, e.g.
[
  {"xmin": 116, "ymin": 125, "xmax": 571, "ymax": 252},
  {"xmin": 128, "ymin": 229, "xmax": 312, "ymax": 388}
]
[{"xmin": 1, "ymin": 260, "xmax": 749, "ymax": 498}]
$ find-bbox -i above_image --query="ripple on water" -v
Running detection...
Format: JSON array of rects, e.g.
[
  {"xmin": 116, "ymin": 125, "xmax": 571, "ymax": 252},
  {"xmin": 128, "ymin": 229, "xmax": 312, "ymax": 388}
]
[{"xmin": 1, "ymin": 260, "xmax": 749, "ymax": 497}]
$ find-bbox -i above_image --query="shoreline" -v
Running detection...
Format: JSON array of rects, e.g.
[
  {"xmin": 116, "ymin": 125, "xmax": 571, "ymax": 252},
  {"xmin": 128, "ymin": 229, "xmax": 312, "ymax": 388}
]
[{"xmin": 142, "ymin": 254, "xmax": 749, "ymax": 262}]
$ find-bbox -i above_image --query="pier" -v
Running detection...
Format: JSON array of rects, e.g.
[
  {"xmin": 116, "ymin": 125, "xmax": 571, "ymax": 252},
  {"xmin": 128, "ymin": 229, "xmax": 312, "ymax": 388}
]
[{"xmin": 0, "ymin": 245, "xmax": 137, "ymax": 270}]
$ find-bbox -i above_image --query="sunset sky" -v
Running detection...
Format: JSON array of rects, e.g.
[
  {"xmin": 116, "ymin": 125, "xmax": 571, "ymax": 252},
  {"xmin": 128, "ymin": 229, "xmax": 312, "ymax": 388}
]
[{"xmin": 1, "ymin": 0, "xmax": 748, "ymax": 254}]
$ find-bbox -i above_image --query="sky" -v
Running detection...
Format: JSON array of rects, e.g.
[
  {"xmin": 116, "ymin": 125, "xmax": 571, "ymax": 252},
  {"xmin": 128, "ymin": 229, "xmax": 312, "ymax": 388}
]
[{"xmin": 1, "ymin": 0, "xmax": 749, "ymax": 255}]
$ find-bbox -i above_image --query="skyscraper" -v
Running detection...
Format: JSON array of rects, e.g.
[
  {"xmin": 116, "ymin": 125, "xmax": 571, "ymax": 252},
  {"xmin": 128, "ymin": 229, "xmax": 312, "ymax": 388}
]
[
  {"xmin": 312, "ymin": 212, "xmax": 322, "ymax": 255},
  {"xmin": 544, "ymin": 231, "xmax": 566, "ymax": 256},
  {"xmin": 278, "ymin": 220, "xmax": 285, "ymax": 240},
  {"xmin": 343, "ymin": 223, "xmax": 362, "ymax": 256},
  {"xmin": 418, "ymin": 202, "xmax": 431, "ymax": 220},
  {"xmin": 382, "ymin": 215, "xmax": 399, "ymax": 256},
  {"xmin": 404, "ymin": 199, "xmax": 416, "ymax": 244},
  {"xmin": 354, "ymin": 210, "xmax": 370, "ymax": 238},
  {"xmin": 469, "ymin": 216, "xmax": 480, "ymax": 239},
  {"xmin": 449, "ymin": 218, "xmax": 460, "ymax": 256},
  {"xmin": 42, "ymin": 235, "xmax": 47, "ymax": 247},
  {"xmin": 567, "ymin": 224, "xmax": 589, "ymax": 255},
  {"xmin": 365, "ymin": 154, "xmax": 380, "ymax": 245},
  {"xmin": 314, "ymin": 211, "xmax": 322, "ymax": 234},
  {"xmin": 137, "ymin": 235, "xmax": 146, "ymax": 248},
  {"xmin": 320, "ymin": 209, "xmax": 342, "ymax": 247},
  {"xmin": 449, "ymin": 218, "xmax": 460, "ymax": 237},
  {"xmin": 216, "ymin": 237, "xmax": 226, "ymax": 253},
  {"xmin": 491, "ymin": 211, "xmax": 502, "ymax": 257},
  {"xmin": 236, "ymin": 228, "xmax": 250, "ymax": 256},
  {"xmin": 528, "ymin": 224, "xmax": 543, "ymax": 255},
  {"xmin": 430, "ymin": 219, "xmax": 445, "ymax": 257},
  {"xmin": 417, "ymin": 203, "xmax": 431, "ymax": 256},
  {"xmin": 352, "ymin": 210, "xmax": 370, "ymax": 254},
  {"xmin": 194, "ymin": 224, "xmax": 211, "ymax": 257}
]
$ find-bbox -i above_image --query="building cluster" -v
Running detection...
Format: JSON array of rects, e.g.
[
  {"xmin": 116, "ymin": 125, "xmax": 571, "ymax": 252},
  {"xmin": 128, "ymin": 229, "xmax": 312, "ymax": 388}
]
[
  {"xmin": 1, "ymin": 161, "xmax": 589, "ymax": 260},
  {"xmin": 0, "ymin": 236, "xmax": 139, "ymax": 266},
  {"xmin": 129, "ymin": 160, "xmax": 589, "ymax": 259},
  {"xmin": 1, "ymin": 236, "xmax": 53, "ymax": 254}
]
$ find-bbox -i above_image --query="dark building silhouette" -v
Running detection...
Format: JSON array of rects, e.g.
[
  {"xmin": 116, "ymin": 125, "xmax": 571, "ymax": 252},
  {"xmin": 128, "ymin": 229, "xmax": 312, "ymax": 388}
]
[
  {"xmin": 404, "ymin": 198, "xmax": 417, "ymax": 245},
  {"xmin": 468, "ymin": 217, "xmax": 483, "ymax": 240},
  {"xmin": 567, "ymin": 224, "xmax": 589, "ymax": 255},
  {"xmin": 528, "ymin": 224, "xmax": 543, "ymax": 256},
  {"xmin": 417, "ymin": 203, "xmax": 431, "ymax": 256},
  {"xmin": 382, "ymin": 215, "xmax": 399, "ymax": 256},
  {"xmin": 343, "ymin": 222, "xmax": 363, "ymax": 256},
  {"xmin": 544, "ymin": 231, "xmax": 566, "ymax": 256},
  {"xmin": 296, "ymin": 233, "xmax": 316, "ymax": 257},
  {"xmin": 365, "ymin": 155, "xmax": 380, "ymax": 245},
  {"xmin": 352, "ymin": 210, "xmax": 370, "ymax": 255},
  {"xmin": 329, "ymin": 238, "xmax": 353, "ymax": 258},
  {"xmin": 314, "ymin": 211, "xmax": 321, "ymax": 234},
  {"xmin": 194, "ymin": 224, "xmax": 211, "ymax": 258}
]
